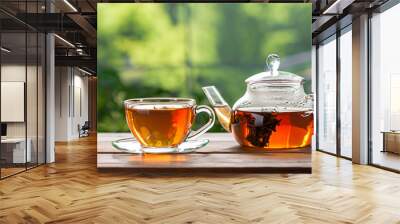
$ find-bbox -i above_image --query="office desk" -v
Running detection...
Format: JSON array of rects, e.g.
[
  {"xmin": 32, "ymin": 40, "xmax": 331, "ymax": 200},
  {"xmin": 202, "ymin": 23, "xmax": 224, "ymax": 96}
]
[{"xmin": 1, "ymin": 138, "xmax": 31, "ymax": 163}]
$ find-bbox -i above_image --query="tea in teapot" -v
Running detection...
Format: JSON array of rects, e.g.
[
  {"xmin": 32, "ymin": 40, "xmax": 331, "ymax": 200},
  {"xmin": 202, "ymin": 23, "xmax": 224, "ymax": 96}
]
[{"xmin": 203, "ymin": 54, "xmax": 313, "ymax": 149}]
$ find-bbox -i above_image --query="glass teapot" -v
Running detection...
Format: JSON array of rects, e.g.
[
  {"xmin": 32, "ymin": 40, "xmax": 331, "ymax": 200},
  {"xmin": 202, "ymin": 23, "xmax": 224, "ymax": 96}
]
[{"xmin": 202, "ymin": 54, "xmax": 314, "ymax": 149}]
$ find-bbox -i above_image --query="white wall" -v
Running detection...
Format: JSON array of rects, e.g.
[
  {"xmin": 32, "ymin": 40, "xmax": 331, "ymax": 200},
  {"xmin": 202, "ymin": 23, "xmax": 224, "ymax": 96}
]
[
  {"xmin": 54, "ymin": 67, "xmax": 89, "ymax": 141},
  {"xmin": 1, "ymin": 65, "xmax": 27, "ymax": 138},
  {"xmin": 72, "ymin": 73, "xmax": 89, "ymax": 138},
  {"xmin": 55, "ymin": 67, "xmax": 69, "ymax": 141}
]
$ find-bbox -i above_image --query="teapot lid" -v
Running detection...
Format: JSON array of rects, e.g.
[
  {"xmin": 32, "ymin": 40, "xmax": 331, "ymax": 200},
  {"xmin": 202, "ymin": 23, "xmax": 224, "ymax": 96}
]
[{"xmin": 245, "ymin": 54, "xmax": 303, "ymax": 85}]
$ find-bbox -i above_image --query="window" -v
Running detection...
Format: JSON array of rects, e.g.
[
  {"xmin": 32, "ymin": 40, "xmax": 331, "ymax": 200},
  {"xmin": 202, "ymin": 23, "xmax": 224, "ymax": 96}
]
[
  {"xmin": 370, "ymin": 3, "xmax": 400, "ymax": 171},
  {"xmin": 317, "ymin": 36, "xmax": 337, "ymax": 154},
  {"xmin": 339, "ymin": 28, "xmax": 352, "ymax": 158}
]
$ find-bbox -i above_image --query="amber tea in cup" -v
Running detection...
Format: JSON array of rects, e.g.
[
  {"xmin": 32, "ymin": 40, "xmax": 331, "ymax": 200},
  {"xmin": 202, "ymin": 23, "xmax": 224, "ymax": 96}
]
[
  {"xmin": 124, "ymin": 98, "xmax": 215, "ymax": 153},
  {"xmin": 126, "ymin": 104, "xmax": 194, "ymax": 147}
]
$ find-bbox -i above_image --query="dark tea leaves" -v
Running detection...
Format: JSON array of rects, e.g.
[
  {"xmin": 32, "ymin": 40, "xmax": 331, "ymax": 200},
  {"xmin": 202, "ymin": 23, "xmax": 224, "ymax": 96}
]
[
  {"xmin": 239, "ymin": 112, "xmax": 280, "ymax": 147},
  {"xmin": 231, "ymin": 109, "xmax": 313, "ymax": 149}
]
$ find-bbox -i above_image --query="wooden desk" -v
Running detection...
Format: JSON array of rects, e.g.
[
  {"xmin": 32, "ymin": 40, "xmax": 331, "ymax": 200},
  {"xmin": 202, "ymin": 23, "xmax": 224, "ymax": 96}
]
[{"xmin": 97, "ymin": 133, "xmax": 311, "ymax": 173}]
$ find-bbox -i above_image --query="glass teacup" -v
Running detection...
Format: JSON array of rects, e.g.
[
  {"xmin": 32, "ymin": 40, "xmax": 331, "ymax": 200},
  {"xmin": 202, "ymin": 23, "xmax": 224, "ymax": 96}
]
[{"xmin": 124, "ymin": 98, "xmax": 215, "ymax": 153}]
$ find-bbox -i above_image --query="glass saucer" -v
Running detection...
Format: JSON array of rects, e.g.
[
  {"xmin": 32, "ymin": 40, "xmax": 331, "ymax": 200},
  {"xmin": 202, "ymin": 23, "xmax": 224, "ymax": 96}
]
[{"xmin": 112, "ymin": 138, "xmax": 209, "ymax": 154}]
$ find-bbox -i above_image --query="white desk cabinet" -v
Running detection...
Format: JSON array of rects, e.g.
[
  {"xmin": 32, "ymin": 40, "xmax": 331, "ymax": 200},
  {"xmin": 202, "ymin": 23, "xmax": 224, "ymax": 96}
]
[{"xmin": 1, "ymin": 138, "xmax": 32, "ymax": 163}]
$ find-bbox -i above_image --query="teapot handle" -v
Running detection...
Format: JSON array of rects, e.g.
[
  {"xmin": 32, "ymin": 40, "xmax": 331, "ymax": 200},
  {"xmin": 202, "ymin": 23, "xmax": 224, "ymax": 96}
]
[{"xmin": 187, "ymin": 105, "xmax": 215, "ymax": 140}]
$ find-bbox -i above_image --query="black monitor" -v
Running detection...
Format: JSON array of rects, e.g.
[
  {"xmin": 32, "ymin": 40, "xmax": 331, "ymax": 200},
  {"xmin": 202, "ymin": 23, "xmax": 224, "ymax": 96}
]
[{"xmin": 1, "ymin": 123, "xmax": 7, "ymax": 137}]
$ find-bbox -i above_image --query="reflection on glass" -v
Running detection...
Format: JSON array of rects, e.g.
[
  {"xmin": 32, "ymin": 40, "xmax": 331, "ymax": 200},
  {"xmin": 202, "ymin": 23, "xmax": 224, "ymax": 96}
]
[
  {"xmin": 340, "ymin": 29, "xmax": 352, "ymax": 158},
  {"xmin": 371, "ymin": 4, "xmax": 400, "ymax": 171},
  {"xmin": 317, "ymin": 37, "xmax": 337, "ymax": 154}
]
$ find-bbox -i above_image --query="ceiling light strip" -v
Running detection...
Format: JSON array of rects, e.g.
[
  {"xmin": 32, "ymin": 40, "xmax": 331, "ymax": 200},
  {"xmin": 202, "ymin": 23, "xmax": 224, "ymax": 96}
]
[
  {"xmin": 78, "ymin": 67, "xmax": 92, "ymax": 76},
  {"xmin": 1, "ymin": 47, "xmax": 11, "ymax": 53},
  {"xmin": 323, "ymin": 0, "xmax": 356, "ymax": 15},
  {"xmin": 323, "ymin": 0, "xmax": 343, "ymax": 14},
  {"xmin": 54, "ymin": 34, "xmax": 75, "ymax": 48},
  {"xmin": 63, "ymin": 0, "xmax": 78, "ymax": 12}
]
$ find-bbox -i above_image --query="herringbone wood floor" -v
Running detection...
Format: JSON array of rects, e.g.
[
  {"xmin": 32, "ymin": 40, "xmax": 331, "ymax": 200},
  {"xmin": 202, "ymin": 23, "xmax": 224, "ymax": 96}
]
[{"xmin": 1, "ymin": 135, "xmax": 400, "ymax": 224}]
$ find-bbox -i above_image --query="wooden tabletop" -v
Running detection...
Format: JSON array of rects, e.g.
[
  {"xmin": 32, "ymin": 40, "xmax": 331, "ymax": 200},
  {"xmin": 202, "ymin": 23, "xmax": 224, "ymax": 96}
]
[{"xmin": 97, "ymin": 133, "xmax": 311, "ymax": 173}]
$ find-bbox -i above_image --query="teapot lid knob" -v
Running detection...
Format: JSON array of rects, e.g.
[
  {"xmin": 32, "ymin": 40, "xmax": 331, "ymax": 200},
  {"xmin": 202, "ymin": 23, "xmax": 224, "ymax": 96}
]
[{"xmin": 266, "ymin": 54, "xmax": 280, "ymax": 75}]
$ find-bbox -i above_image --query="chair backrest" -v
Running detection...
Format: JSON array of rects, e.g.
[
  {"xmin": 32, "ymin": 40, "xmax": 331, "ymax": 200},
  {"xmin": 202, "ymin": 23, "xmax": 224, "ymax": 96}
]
[{"xmin": 82, "ymin": 121, "xmax": 90, "ymax": 129}]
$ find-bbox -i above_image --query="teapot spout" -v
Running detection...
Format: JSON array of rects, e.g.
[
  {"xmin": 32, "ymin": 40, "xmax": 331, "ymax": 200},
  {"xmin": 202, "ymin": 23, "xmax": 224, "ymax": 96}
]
[{"xmin": 202, "ymin": 86, "xmax": 232, "ymax": 132}]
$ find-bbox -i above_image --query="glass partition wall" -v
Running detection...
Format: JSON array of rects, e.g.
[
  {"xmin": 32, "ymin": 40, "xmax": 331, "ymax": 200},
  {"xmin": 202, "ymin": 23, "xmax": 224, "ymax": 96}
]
[
  {"xmin": 0, "ymin": 2, "xmax": 46, "ymax": 179},
  {"xmin": 0, "ymin": 30, "xmax": 27, "ymax": 177},
  {"xmin": 316, "ymin": 26, "xmax": 352, "ymax": 159}
]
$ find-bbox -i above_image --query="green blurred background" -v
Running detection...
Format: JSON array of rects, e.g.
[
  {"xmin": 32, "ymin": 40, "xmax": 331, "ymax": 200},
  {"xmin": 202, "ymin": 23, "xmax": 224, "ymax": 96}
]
[{"xmin": 98, "ymin": 3, "xmax": 311, "ymax": 132}]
